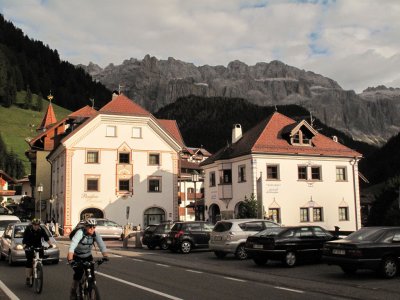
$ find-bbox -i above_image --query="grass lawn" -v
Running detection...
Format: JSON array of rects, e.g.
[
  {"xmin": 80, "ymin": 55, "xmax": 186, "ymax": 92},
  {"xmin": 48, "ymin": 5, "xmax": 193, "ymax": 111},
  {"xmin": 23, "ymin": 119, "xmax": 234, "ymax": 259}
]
[{"xmin": 0, "ymin": 91, "xmax": 71, "ymax": 175}]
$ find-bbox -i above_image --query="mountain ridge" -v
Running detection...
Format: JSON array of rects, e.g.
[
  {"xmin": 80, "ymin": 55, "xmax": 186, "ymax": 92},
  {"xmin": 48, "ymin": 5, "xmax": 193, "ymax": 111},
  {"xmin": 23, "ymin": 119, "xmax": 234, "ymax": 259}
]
[{"xmin": 78, "ymin": 56, "xmax": 400, "ymax": 147}]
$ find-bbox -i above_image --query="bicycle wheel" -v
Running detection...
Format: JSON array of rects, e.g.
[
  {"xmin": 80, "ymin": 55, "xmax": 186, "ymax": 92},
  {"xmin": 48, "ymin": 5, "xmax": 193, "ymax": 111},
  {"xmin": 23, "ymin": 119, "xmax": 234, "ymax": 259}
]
[
  {"xmin": 85, "ymin": 284, "xmax": 101, "ymax": 300},
  {"xmin": 33, "ymin": 263, "xmax": 43, "ymax": 294}
]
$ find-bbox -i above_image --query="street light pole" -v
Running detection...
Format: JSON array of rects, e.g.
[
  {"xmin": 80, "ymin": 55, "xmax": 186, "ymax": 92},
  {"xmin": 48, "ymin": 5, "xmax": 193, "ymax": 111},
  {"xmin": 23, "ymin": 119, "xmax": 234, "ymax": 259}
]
[
  {"xmin": 191, "ymin": 171, "xmax": 199, "ymax": 221},
  {"xmin": 37, "ymin": 183, "xmax": 43, "ymax": 222}
]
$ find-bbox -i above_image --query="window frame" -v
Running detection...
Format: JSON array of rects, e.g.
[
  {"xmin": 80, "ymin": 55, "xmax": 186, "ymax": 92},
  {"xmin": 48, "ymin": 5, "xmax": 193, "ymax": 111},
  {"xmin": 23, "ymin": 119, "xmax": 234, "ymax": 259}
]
[
  {"xmin": 313, "ymin": 207, "xmax": 324, "ymax": 222},
  {"xmin": 300, "ymin": 208, "xmax": 309, "ymax": 222},
  {"xmin": 266, "ymin": 164, "xmax": 280, "ymax": 180},
  {"xmin": 131, "ymin": 127, "xmax": 142, "ymax": 138},
  {"xmin": 219, "ymin": 169, "xmax": 232, "ymax": 185},
  {"xmin": 118, "ymin": 179, "xmax": 130, "ymax": 191},
  {"xmin": 85, "ymin": 175, "xmax": 100, "ymax": 192},
  {"xmin": 149, "ymin": 153, "xmax": 161, "ymax": 166},
  {"xmin": 238, "ymin": 165, "xmax": 246, "ymax": 182},
  {"xmin": 268, "ymin": 208, "xmax": 281, "ymax": 224},
  {"xmin": 106, "ymin": 125, "xmax": 116, "ymax": 137},
  {"xmin": 209, "ymin": 172, "xmax": 216, "ymax": 187},
  {"xmin": 339, "ymin": 207, "xmax": 349, "ymax": 221},
  {"xmin": 336, "ymin": 166, "xmax": 347, "ymax": 181},
  {"xmin": 119, "ymin": 152, "xmax": 130, "ymax": 164},
  {"xmin": 148, "ymin": 176, "xmax": 161, "ymax": 192},
  {"xmin": 298, "ymin": 166, "xmax": 307, "ymax": 180},
  {"xmin": 86, "ymin": 150, "xmax": 99, "ymax": 164},
  {"xmin": 311, "ymin": 166, "xmax": 322, "ymax": 181}
]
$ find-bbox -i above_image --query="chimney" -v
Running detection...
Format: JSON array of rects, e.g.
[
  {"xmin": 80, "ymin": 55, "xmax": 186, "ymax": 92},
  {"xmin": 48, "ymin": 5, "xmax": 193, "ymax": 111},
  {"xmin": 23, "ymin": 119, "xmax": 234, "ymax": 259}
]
[
  {"xmin": 332, "ymin": 135, "xmax": 338, "ymax": 142},
  {"xmin": 232, "ymin": 124, "xmax": 242, "ymax": 144}
]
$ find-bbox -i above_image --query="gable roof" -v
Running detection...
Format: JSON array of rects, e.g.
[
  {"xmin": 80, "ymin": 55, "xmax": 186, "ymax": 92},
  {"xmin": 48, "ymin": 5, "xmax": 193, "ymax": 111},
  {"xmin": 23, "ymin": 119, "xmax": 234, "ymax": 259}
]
[
  {"xmin": 157, "ymin": 119, "xmax": 185, "ymax": 147},
  {"xmin": 37, "ymin": 102, "xmax": 57, "ymax": 131},
  {"xmin": 99, "ymin": 94, "xmax": 150, "ymax": 116},
  {"xmin": 201, "ymin": 112, "xmax": 362, "ymax": 166},
  {"xmin": 68, "ymin": 105, "xmax": 98, "ymax": 118}
]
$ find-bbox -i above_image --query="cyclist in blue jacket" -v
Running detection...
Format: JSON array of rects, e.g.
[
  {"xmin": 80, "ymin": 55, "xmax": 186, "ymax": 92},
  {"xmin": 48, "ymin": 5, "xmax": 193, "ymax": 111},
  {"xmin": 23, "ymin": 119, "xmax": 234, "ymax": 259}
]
[{"xmin": 67, "ymin": 218, "xmax": 108, "ymax": 299}]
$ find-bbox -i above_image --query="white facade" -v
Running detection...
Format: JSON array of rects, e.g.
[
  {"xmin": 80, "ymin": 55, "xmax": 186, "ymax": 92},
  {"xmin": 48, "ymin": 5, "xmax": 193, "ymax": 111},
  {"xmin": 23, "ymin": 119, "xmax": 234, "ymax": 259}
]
[
  {"xmin": 202, "ymin": 113, "xmax": 362, "ymax": 232},
  {"xmin": 48, "ymin": 112, "xmax": 181, "ymax": 235}
]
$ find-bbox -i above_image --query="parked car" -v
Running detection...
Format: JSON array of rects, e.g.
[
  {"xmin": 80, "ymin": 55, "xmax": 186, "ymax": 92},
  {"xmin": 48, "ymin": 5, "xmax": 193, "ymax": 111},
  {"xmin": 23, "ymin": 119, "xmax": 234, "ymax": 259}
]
[
  {"xmin": 142, "ymin": 222, "xmax": 174, "ymax": 250},
  {"xmin": 0, "ymin": 215, "xmax": 21, "ymax": 237},
  {"xmin": 0, "ymin": 222, "xmax": 59, "ymax": 265},
  {"xmin": 91, "ymin": 218, "xmax": 123, "ymax": 239},
  {"xmin": 323, "ymin": 226, "xmax": 400, "ymax": 278},
  {"xmin": 209, "ymin": 219, "xmax": 280, "ymax": 260},
  {"xmin": 245, "ymin": 225, "xmax": 335, "ymax": 267},
  {"xmin": 167, "ymin": 221, "xmax": 214, "ymax": 254}
]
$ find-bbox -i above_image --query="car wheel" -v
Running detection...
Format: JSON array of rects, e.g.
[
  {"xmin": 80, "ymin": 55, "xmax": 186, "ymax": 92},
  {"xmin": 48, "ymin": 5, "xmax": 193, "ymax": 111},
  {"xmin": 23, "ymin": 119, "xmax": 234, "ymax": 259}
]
[
  {"xmin": 340, "ymin": 265, "xmax": 357, "ymax": 275},
  {"xmin": 214, "ymin": 251, "xmax": 227, "ymax": 259},
  {"xmin": 253, "ymin": 256, "xmax": 268, "ymax": 266},
  {"xmin": 235, "ymin": 244, "xmax": 248, "ymax": 260},
  {"xmin": 284, "ymin": 251, "xmax": 296, "ymax": 267},
  {"xmin": 160, "ymin": 240, "xmax": 169, "ymax": 250},
  {"xmin": 147, "ymin": 244, "xmax": 156, "ymax": 250},
  {"xmin": 0, "ymin": 251, "xmax": 4, "ymax": 261},
  {"xmin": 379, "ymin": 257, "xmax": 398, "ymax": 279},
  {"xmin": 180, "ymin": 241, "xmax": 192, "ymax": 254},
  {"xmin": 52, "ymin": 259, "xmax": 59, "ymax": 265},
  {"xmin": 8, "ymin": 251, "xmax": 14, "ymax": 266}
]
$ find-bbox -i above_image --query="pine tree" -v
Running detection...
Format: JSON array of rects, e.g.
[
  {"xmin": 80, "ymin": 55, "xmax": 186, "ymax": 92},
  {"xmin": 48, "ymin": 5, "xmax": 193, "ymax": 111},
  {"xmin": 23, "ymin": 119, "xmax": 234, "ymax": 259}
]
[
  {"xmin": 35, "ymin": 93, "xmax": 43, "ymax": 111},
  {"xmin": 237, "ymin": 194, "xmax": 258, "ymax": 218},
  {"xmin": 24, "ymin": 85, "xmax": 32, "ymax": 109}
]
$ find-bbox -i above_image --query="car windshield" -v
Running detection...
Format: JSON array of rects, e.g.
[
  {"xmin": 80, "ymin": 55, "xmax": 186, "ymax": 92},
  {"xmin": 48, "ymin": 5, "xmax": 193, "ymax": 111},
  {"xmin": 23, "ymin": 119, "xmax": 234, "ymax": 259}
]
[
  {"xmin": 257, "ymin": 227, "xmax": 285, "ymax": 237},
  {"xmin": 13, "ymin": 224, "xmax": 52, "ymax": 238},
  {"xmin": 345, "ymin": 227, "xmax": 386, "ymax": 242},
  {"xmin": 0, "ymin": 220, "xmax": 18, "ymax": 231},
  {"xmin": 213, "ymin": 222, "xmax": 232, "ymax": 232}
]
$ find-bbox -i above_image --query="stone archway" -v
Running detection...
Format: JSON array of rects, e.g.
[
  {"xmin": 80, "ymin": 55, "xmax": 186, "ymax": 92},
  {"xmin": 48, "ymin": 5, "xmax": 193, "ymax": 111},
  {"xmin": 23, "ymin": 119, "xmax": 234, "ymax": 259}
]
[
  {"xmin": 143, "ymin": 207, "xmax": 166, "ymax": 227},
  {"xmin": 234, "ymin": 201, "xmax": 245, "ymax": 218},
  {"xmin": 208, "ymin": 204, "xmax": 221, "ymax": 224},
  {"xmin": 80, "ymin": 208, "xmax": 104, "ymax": 221}
]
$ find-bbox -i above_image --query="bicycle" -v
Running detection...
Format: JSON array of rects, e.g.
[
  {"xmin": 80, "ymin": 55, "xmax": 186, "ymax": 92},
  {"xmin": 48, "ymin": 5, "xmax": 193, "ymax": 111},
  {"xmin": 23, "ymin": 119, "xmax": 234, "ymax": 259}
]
[
  {"xmin": 70, "ymin": 258, "xmax": 107, "ymax": 300},
  {"xmin": 26, "ymin": 246, "xmax": 48, "ymax": 294}
]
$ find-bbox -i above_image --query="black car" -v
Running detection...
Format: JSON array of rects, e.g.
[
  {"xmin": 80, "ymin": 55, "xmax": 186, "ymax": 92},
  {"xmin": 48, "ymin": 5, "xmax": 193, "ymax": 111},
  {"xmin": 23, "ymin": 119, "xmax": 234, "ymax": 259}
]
[
  {"xmin": 245, "ymin": 225, "xmax": 335, "ymax": 267},
  {"xmin": 142, "ymin": 222, "xmax": 173, "ymax": 250},
  {"xmin": 323, "ymin": 226, "xmax": 400, "ymax": 278},
  {"xmin": 167, "ymin": 221, "xmax": 214, "ymax": 254}
]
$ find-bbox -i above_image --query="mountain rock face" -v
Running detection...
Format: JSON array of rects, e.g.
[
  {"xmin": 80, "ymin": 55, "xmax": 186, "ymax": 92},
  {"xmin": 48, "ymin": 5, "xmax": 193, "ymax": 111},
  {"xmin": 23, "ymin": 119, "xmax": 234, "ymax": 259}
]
[{"xmin": 78, "ymin": 55, "xmax": 400, "ymax": 146}]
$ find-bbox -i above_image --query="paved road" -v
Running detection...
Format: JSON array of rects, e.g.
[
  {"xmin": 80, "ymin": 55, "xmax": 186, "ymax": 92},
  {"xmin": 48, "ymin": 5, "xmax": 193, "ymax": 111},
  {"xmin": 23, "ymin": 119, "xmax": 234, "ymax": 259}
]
[{"xmin": 0, "ymin": 238, "xmax": 399, "ymax": 299}]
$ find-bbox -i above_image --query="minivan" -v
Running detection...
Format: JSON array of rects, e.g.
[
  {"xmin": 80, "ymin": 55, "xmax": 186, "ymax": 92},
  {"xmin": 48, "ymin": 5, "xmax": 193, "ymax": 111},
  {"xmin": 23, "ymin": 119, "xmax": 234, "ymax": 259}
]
[{"xmin": 0, "ymin": 215, "xmax": 21, "ymax": 237}]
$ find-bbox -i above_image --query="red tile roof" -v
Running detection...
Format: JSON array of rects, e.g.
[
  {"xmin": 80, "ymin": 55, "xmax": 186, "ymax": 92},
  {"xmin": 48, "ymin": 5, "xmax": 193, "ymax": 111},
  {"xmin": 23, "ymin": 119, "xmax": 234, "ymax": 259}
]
[
  {"xmin": 38, "ymin": 103, "xmax": 57, "ymax": 131},
  {"xmin": 157, "ymin": 119, "xmax": 185, "ymax": 147},
  {"xmin": 99, "ymin": 94, "xmax": 150, "ymax": 116},
  {"xmin": 69, "ymin": 105, "xmax": 98, "ymax": 118},
  {"xmin": 201, "ymin": 112, "xmax": 361, "ymax": 166}
]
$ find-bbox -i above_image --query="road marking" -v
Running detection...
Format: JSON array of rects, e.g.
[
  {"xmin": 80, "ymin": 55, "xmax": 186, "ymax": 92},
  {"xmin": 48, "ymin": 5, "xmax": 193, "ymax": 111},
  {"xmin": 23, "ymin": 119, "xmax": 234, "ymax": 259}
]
[
  {"xmin": 185, "ymin": 269, "xmax": 203, "ymax": 274},
  {"xmin": 132, "ymin": 258, "xmax": 144, "ymax": 262},
  {"xmin": 111, "ymin": 254, "xmax": 122, "ymax": 258},
  {"xmin": 156, "ymin": 263, "xmax": 170, "ymax": 267},
  {"xmin": 0, "ymin": 280, "xmax": 20, "ymax": 300},
  {"xmin": 97, "ymin": 272, "xmax": 183, "ymax": 300},
  {"xmin": 223, "ymin": 276, "xmax": 246, "ymax": 282},
  {"xmin": 274, "ymin": 286, "xmax": 304, "ymax": 294}
]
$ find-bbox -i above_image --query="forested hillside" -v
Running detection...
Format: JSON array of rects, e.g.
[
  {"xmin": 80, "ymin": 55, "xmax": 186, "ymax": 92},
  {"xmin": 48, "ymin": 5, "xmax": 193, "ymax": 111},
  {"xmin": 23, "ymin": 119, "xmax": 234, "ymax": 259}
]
[
  {"xmin": 0, "ymin": 14, "xmax": 111, "ymax": 111},
  {"xmin": 154, "ymin": 95, "xmax": 377, "ymax": 157},
  {"xmin": 0, "ymin": 133, "xmax": 24, "ymax": 179}
]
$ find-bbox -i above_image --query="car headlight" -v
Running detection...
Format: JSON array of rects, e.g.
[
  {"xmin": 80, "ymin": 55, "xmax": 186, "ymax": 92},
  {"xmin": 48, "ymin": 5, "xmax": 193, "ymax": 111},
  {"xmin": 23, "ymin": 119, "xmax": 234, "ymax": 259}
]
[{"xmin": 15, "ymin": 244, "xmax": 24, "ymax": 250}]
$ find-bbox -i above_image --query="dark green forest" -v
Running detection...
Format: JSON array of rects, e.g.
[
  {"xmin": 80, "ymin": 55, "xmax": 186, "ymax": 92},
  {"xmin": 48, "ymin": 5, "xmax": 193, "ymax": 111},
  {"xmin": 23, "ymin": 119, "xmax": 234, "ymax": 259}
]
[
  {"xmin": 0, "ymin": 133, "xmax": 24, "ymax": 179},
  {"xmin": 0, "ymin": 14, "xmax": 111, "ymax": 111}
]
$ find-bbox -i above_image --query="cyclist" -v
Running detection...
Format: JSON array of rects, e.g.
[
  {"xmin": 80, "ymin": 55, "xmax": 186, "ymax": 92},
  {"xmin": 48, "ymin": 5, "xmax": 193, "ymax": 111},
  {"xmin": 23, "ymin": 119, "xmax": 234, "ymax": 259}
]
[
  {"xmin": 67, "ymin": 218, "xmax": 108, "ymax": 299},
  {"xmin": 22, "ymin": 218, "xmax": 55, "ymax": 286}
]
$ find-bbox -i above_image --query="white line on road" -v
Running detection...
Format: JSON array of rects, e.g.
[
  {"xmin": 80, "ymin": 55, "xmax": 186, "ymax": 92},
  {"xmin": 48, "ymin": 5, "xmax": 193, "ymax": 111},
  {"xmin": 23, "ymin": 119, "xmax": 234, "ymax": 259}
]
[
  {"xmin": 156, "ymin": 263, "xmax": 170, "ymax": 267},
  {"xmin": 223, "ymin": 276, "xmax": 247, "ymax": 282},
  {"xmin": 185, "ymin": 269, "xmax": 203, "ymax": 274},
  {"xmin": 274, "ymin": 286, "xmax": 304, "ymax": 294},
  {"xmin": 132, "ymin": 258, "xmax": 144, "ymax": 262},
  {"xmin": 96, "ymin": 272, "xmax": 183, "ymax": 300},
  {"xmin": 0, "ymin": 280, "xmax": 19, "ymax": 300}
]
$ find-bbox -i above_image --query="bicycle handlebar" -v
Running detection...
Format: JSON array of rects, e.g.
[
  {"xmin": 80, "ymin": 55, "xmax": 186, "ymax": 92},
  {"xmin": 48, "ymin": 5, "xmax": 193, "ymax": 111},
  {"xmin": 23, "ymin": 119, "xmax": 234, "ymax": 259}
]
[{"xmin": 68, "ymin": 257, "xmax": 109, "ymax": 268}]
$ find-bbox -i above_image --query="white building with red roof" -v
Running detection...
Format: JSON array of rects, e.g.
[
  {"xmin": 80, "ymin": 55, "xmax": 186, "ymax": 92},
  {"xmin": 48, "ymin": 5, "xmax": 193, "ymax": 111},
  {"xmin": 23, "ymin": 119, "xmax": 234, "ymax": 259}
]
[
  {"xmin": 201, "ymin": 112, "xmax": 362, "ymax": 232},
  {"xmin": 46, "ymin": 93, "xmax": 184, "ymax": 235}
]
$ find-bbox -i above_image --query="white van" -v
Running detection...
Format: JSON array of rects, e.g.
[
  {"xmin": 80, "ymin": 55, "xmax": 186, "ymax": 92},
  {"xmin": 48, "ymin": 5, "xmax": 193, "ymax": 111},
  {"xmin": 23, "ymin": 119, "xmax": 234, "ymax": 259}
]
[{"xmin": 0, "ymin": 215, "xmax": 21, "ymax": 237}]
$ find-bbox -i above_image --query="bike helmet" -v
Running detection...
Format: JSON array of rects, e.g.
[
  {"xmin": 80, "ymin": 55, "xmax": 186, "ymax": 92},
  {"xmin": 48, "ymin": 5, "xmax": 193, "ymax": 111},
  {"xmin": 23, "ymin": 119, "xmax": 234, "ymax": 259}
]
[
  {"xmin": 32, "ymin": 218, "xmax": 41, "ymax": 225},
  {"xmin": 85, "ymin": 218, "xmax": 97, "ymax": 226}
]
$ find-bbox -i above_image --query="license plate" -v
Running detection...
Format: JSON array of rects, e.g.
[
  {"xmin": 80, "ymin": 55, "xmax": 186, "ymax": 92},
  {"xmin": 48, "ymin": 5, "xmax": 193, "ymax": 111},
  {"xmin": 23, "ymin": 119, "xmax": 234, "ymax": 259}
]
[
  {"xmin": 213, "ymin": 236, "xmax": 222, "ymax": 241},
  {"xmin": 332, "ymin": 249, "xmax": 345, "ymax": 255},
  {"xmin": 166, "ymin": 239, "xmax": 171, "ymax": 244},
  {"xmin": 253, "ymin": 244, "xmax": 263, "ymax": 249}
]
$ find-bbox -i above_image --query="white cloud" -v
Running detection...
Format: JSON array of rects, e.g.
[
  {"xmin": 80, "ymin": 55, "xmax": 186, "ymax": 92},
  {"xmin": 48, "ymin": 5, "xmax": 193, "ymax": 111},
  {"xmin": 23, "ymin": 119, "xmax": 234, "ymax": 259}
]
[{"xmin": 1, "ymin": 0, "xmax": 400, "ymax": 92}]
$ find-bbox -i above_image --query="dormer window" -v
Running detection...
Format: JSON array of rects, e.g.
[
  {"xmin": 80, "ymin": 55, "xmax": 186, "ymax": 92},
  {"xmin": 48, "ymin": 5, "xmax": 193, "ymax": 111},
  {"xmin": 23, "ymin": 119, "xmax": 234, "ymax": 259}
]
[
  {"xmin": 284, "ymin": 120, "xmax": 317, "ymax": 147},
  {"xmin": 291, "ymin": 129, "xmax": 312, "ymax": 146}
]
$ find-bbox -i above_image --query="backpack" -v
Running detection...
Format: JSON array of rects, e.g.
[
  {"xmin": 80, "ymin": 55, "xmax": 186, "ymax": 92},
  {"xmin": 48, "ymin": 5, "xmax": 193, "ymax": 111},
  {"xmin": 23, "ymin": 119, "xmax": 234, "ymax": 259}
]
[{"xmin": 69, "ymin": 226, "xmax": 96, "ymax": 245}]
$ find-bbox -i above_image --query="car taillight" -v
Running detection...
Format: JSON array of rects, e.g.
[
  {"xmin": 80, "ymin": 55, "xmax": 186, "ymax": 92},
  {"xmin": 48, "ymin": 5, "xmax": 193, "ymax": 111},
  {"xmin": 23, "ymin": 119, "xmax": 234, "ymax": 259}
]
[
  {"xmin": 347, "ymin": 249, "xmax": 362, "ymax": 257},
  {"xmin": 175, "ymin": 230, "xmax": 184, "ymax": 238}
]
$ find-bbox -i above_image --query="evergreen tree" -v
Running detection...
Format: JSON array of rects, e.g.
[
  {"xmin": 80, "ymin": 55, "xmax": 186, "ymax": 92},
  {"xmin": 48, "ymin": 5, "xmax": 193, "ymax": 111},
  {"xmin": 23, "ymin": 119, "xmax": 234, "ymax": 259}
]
[
  {"xmin": 35, "ymin": 92, "xmax": 43, "ymax": 111},
  {"xmin": 237, "ymin": 194, "xmax": 258, "ymax": 218},
  {"xmin": 24, "ymin": 85, "xmax": 32, "ymax": 109}
]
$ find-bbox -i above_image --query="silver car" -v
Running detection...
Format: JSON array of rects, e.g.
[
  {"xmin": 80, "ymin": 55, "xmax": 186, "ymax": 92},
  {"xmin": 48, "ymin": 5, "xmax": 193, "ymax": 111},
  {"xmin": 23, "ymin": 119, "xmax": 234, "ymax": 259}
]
[
  {"xmin": 209, "ymin": 219, "xmax": 280, "ymax": 260},
  {"xmin": 92, "ymin": 218, "xmax": 123, "ymax": 239},
  {"xmin": 0, "ymin": 222, "xmax": 60, "ymax": 265}
]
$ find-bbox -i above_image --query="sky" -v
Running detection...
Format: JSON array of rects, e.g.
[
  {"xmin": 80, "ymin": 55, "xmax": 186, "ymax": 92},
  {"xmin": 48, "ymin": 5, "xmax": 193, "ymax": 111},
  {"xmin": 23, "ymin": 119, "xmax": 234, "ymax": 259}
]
[{"xmin": 1, "ymin": 0, "xmax": 400, "ymax": 93}]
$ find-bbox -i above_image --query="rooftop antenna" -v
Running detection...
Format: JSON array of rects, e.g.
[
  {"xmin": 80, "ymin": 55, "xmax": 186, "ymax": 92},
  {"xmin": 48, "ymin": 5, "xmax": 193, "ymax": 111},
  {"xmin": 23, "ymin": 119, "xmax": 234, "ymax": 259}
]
[
  {"xmin": 274, "ymin": 105, "xmax": 278, "ymax": 112},
  {"xmin": 89, "ymin": 98, "xmax": 95, "ymax": 109}
]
